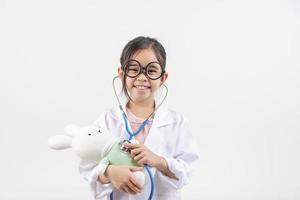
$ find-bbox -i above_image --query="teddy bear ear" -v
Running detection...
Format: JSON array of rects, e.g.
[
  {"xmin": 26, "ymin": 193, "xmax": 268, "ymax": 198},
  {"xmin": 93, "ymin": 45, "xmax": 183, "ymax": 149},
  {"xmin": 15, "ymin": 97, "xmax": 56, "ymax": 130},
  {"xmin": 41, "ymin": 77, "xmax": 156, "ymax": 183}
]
[
  {"xmin": 64, "ymin": 124, "xmax": 80, "ymax": 137},
  {"xmin": 48, "ymin": 135, "xmax": 72, "ymax": 150}
]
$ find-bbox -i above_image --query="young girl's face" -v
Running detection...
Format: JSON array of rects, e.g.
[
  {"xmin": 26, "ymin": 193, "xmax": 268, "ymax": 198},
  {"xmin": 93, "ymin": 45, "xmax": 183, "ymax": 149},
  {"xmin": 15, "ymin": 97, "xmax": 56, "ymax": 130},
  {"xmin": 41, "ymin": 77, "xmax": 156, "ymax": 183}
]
[{"xmin": 119, "ymin": 48, "xmax": 168, "ymax": 104}]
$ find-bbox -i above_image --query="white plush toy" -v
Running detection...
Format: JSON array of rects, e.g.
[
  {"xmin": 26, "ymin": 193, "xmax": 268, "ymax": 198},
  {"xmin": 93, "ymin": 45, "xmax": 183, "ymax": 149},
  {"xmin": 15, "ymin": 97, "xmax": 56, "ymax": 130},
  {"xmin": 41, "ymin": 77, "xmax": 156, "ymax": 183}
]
[{"xmin": 48, "ymin": 124, "xmax": 145, "ymax": 186}]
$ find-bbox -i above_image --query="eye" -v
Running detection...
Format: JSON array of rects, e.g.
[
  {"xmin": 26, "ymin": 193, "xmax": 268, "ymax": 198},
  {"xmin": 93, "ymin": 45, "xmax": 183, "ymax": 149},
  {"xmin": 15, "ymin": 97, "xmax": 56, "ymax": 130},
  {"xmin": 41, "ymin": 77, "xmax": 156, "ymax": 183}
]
[
  {"xmin": 98, "ymin": 129, "xmax": 102, "ymax": 133},
  {"xmin": 88, "ymin": 133, "xmax": 91, "ymax": 136}
]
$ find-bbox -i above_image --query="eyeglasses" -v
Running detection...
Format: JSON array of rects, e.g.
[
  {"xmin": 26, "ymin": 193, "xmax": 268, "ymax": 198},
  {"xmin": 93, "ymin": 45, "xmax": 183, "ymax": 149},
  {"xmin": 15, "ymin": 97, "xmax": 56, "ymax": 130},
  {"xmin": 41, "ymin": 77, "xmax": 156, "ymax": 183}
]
[{"xmin": 123, "ymin": 59, "xmax": 164, "ymax": 80}]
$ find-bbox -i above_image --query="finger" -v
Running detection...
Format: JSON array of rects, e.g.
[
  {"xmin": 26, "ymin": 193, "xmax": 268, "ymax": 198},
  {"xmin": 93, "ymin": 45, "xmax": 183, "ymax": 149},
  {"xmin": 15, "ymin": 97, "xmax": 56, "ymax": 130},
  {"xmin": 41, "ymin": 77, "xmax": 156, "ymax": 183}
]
[
  {"xmin": 129, "ymin": 166, "xmax": 143, "ymax": 172},
  {"xmin": 122, "ymin": 185, "xmax": 135, "ymax": 195},
  {"xmin": 133, "ymin": 152, "xmax": 145, "ymax": 162},
  {"xmin": 131, "ymin": 148, "xmax": 143, "ymax": 157},
  {"xmin": 138, "ymin": 157, "xmax": 149, "ymax": 165},
  {"xmin": 127, "ymin": 181, "xmax": 141, "ymax": 193},
  {"xmin": 120, "ymin": 185, "xmax": 128, "ymax": 193},
  {"xmin": 124, "ymin": 143, "xmax": 141, "ymax": 149},
  {"xmin": 130, "ymin": 175, "xmax": 143, "ymax": 189}
]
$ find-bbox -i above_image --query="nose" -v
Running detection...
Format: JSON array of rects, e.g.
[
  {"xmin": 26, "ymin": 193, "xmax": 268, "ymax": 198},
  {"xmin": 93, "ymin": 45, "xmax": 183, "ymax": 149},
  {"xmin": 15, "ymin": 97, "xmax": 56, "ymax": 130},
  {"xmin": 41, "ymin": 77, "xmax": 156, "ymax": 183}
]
[{"xmin": 137, "ymin": 69, "xmax": 148, "ymax": 81}]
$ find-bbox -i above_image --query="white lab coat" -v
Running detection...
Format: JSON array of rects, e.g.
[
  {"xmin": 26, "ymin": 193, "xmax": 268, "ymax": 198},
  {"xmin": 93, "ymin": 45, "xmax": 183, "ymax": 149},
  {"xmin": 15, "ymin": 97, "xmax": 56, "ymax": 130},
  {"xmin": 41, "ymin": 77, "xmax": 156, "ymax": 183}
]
[{"xmin": 79, "ymin": 105, "xmax": 199, "ymax": 200}]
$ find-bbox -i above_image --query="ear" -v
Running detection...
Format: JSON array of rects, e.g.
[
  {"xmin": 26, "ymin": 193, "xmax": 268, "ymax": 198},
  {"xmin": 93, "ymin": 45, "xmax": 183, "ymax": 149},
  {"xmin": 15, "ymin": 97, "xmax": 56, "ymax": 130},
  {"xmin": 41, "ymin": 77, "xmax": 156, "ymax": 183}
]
[
  {"xmin": 161, "ymin": 71, "xmax": 168, "ymax": 84},
  {"xmin": 64, "ymin": 124, "xmax": 80, "ymax": 137},
  {"xmin": 118, "ymin": 67, "xmax": 124, "ymax": 79},
  {"xmin": 48, "ymin": 135, "xmax": 73, "ymax": 150}
]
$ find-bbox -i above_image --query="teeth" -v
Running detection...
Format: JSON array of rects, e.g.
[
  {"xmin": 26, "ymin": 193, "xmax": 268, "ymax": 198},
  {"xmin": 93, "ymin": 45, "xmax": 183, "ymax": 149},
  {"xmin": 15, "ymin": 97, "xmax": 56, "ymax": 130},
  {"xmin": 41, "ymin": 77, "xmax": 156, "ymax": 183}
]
[{"xmin": 136, "ymin": 86, "xmax": 148, "ymax": 89}]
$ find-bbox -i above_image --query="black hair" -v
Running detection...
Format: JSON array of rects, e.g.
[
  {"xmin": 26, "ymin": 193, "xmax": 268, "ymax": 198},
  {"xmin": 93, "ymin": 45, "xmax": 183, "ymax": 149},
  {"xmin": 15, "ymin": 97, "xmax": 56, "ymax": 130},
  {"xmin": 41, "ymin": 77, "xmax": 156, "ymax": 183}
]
[
  {"xmin": 120, "ymin": 36, "xmax": 166, "ymax": 70},
  {"xmin": 119, "ymin": 36, "xmax": 167, "ymax": 101}
]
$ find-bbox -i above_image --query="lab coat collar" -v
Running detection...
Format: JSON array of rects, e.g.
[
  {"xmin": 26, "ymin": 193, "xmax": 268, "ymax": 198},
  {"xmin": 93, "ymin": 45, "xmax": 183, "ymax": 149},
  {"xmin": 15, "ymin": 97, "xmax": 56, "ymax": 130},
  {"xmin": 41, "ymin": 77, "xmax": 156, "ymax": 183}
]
[
  {"xmin": 109, "ymin": 102, "xmax": 175, "ymax": 149},
  {"xmin": 111, "ymin": 102, "xmax": 175, "ymax": 128}
]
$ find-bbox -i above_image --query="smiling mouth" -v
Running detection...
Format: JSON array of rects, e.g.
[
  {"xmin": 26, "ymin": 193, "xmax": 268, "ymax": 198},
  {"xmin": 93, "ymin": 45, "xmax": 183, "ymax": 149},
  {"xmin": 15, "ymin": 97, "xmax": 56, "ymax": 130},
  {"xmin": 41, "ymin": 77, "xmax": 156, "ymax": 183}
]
[{"xmin": 134, "ymin": 85, "xmax": 151, "ymax": 89}]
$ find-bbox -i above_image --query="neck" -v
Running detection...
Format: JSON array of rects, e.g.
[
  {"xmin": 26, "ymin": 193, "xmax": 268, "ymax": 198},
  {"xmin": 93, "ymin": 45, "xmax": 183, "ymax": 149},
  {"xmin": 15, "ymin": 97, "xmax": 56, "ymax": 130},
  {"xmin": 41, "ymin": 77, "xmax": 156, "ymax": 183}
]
[{"xmin": 127, "ymin": 99, "xmax": 155, "ymax": 119}]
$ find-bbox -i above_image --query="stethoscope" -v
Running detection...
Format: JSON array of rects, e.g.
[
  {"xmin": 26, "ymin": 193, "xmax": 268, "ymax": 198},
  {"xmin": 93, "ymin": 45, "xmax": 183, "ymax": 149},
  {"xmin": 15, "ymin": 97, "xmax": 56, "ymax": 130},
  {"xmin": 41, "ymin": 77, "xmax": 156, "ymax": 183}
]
[{"xmin": 110, "ymin": 75, "xmax": 168, "ymax": 200}]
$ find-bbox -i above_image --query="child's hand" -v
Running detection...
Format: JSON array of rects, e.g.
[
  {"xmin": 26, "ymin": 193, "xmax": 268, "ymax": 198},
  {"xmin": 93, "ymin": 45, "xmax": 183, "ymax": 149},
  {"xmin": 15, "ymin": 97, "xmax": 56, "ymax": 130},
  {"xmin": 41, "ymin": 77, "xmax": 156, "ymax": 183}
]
[
  {"xmin": 124, "ymin": 143, "xmax": 179, "ymax": 180},
  {"xmin": 124, "ymin": 143, "xmax": 163, "ymax": 168},
  {"xmin": 106, "ymin": 165, "xmax": 143, "ymax": 194}
]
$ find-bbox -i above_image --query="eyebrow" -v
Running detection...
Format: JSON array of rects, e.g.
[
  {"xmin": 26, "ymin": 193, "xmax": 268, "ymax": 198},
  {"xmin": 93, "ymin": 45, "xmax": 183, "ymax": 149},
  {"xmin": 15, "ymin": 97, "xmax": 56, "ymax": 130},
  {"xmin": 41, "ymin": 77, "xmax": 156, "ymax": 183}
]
[
  {"xmin": 128, "ymin": 59, "xmax": 160, "ymax": 67},
  {"xmin": 147, "ymin": 64, "xmax": 160, "ymax": 69},
  {"xmin": 129, "ymin": 58, "xmax": 159, "ymax": 63}
]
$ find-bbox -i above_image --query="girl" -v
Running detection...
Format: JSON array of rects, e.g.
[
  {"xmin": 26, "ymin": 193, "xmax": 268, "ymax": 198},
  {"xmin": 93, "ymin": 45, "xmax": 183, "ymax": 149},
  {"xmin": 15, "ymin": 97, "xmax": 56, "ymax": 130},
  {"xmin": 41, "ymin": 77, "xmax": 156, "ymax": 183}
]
[{"xmin": 79, "ymin": 36, "xmax": 199, "ymax": 200}]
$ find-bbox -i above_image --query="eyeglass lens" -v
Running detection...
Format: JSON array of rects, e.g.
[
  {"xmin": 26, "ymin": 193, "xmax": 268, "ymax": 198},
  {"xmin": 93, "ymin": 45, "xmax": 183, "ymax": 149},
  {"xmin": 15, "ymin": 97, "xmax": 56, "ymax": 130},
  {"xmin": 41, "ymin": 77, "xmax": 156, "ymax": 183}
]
[{"xmin": 125, "ymin": 60, "xmax": 163, "ymax": 80}]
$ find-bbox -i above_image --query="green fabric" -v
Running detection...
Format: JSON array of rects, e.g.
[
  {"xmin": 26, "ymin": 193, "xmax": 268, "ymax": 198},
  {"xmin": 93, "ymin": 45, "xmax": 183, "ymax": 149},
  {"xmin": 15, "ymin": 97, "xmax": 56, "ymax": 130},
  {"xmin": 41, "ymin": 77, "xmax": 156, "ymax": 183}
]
[
  {"xmin": 106, "ymin": 142, "xmax": 141, "ymax": 167},
  {"xmin": 99, "ymin": 157, "xmax": 109, "ymax": 165}
]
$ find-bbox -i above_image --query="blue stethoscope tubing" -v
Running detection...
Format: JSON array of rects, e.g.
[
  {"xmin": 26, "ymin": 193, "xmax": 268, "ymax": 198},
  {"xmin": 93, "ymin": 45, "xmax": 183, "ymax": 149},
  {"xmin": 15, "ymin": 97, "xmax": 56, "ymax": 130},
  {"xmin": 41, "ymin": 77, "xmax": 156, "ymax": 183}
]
[
  {"xmin": 125, "ymin": 111, "xmax": 155, "ymax": 199},
  {"xmin": 110, "ymin": 111, "xmax": 154, "ymax": 200},
  {"xmin": 111, "ymin": 76, "xmax": 168, "ymax": 200}
]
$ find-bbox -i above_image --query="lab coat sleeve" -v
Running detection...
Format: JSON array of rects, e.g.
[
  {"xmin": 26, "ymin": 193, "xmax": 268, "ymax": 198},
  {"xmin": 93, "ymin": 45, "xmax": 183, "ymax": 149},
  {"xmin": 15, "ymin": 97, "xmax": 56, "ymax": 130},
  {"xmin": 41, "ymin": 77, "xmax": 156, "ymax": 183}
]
[
  {"xmin": 79, "ymin": 160, "xmax": 114, "ymax": 199},
  {"xmin": 156, "ymin": 117, "xmax": 200, "ymax": 190},
  {"xmin": 78, "ymin": 112, "xmax": 114, "ymax": 199}
]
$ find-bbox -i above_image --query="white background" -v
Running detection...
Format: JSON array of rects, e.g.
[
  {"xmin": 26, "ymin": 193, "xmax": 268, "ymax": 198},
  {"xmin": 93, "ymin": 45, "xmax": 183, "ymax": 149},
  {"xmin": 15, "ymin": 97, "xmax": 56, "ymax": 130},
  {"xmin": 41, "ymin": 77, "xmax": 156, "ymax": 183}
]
[{"xmin": 1, "ymin": 0, "xmax": 300, "ymax": 199}]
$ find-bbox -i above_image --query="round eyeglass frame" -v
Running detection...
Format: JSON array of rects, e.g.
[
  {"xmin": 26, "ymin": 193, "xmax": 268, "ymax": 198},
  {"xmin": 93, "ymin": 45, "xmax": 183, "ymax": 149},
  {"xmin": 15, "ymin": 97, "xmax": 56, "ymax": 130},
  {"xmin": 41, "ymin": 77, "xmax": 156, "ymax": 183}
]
[{"xmin": 123, "ymin": 59, "xmax": 165, "ymax": 80}]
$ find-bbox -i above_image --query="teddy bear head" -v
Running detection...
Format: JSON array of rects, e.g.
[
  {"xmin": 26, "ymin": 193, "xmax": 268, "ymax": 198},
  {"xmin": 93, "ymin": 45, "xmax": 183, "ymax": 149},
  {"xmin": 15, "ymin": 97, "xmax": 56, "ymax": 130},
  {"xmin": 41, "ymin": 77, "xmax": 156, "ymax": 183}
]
[{"xmin": 48, "ymin": 124, "xmax": 118, "ymax": 162}]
